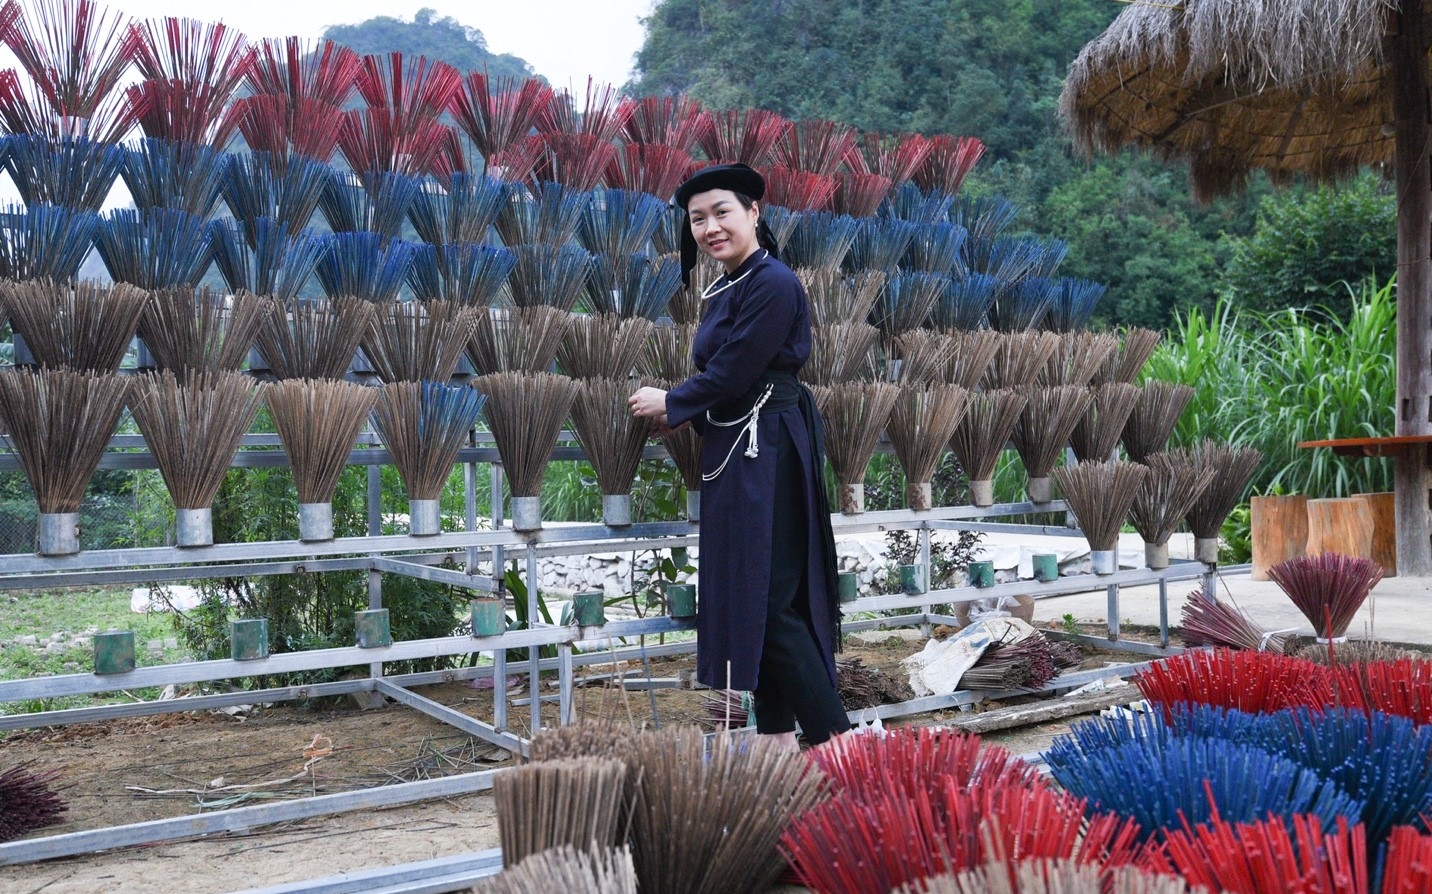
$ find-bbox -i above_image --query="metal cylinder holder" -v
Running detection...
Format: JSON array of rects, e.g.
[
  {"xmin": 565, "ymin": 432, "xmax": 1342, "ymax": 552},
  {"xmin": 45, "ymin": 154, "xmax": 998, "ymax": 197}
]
[
  {"xmin": 511, "ymin": 496, "xmax": 542, "ymax": 532},
  {"xmin": 908, "ymin": 482, "xmax": 933, "ymax": 511},
  {"xmin": 1145, "ymin": 541, "xmax": 1170, "ymax": 570},
  {"xmin": 968, "ymin": 560, "xmax": 995, "ymax": 588},
  {"xmin": 409, "ymin": 499, "xmax": 441, "ymax": 536},
  {"xmin": 355, "ymin": 609, "xmax": 391, "ymax": 648},
  {"xmin": 1026, "ymin": 476, "xmax": 1053, "ymax": 504},
  {"xmin": 1091, "ymin": 549, "xmax": 1119, "ymax": 576},
  {"xmin": 1032, "ymin": 553, "xmax": 1059, "ymax": 582},
  {"xmin": 665, "ymin": 583, "xmax": 697, "ymax": 618},
  {"xmin": 176, "ymin": 507, "xmax": 213, "ymax": 547},
  {"xmin": 38, "ymin": 512, "xmax": 80, "ymax": 556},
  {"xmin": 94, "ymin": 630, "xmax": 136, "ymax": 675},
  {"xmin": 686, "ymin": 490, "xmax": 701, "ymax": 522},
  {"xmin": 298, "ymin": 502, "xmax": 335, "ymax": 542},
  {"xmin": 837, "ymin": 571, "xmax": 860, "ymax": 603},
  {"xmin": 573, "ymin": 590, "xmax": 605, "ymax": 627},
  {"xmin": 602, "ymin": 494, "xmax": 632, "ymax": 527},
  {"xmin": 1195, "ymin": 537, "xmax": 1219, "ymax": 565},
  {"xmin": 470, "ymin": 598, "xmax": 506, "ymax": 637},
  {"xmin": 231, "ymin": 618, "xmax": 269, "ymax": 661},
  {"xmin": 899, "ymin": 563, "xmax": 926, "ymax": 596},
  {"xmin": 970, "ymin": 480, "xmax": 994, "ymax": 507},
  {"xmin": 842, "ymin": 482, "xmax": 865, "ymax": 515}
]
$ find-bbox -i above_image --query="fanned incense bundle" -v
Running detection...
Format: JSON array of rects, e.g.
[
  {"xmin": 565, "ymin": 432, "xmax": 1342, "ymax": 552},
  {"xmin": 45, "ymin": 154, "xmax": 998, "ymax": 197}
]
[
  {"xmin": 121, "ymin": 138, "xmax": 228, "ymax": 219},
  {"xmin": 1180, "ymin": 590, "xmax": 1286, "ymax": 653},
  {"xmin": 654, "ymin": 377, "xmax": 703, "ymax": 520},
  {"xmin": 868, "ymin": 269, "xmax": 946, "ymax": 339},
  {"xmin": 1183, "ymin": 440, "xmax": 1262, "ymax": 563},
  {"xmin": 266, "ymin": 378, "xmax": 378, "ymax": 541},
  {"xmin": 944, "ymin": 329, "xmax": 1002, "ymax": 391},
  {"xmin": 407, "ymin": 173, "xmax": 508, "ymax": 246},
  {"xmin": 254, "ymin": 296, "xmax": 375, "ymax": 380},
  {"xmin": 3, "ymin": 135, "xmax": 125, "ymax": 211},
  {"xmin": 557, "ymin": 314, "xmax": 653, "ymax": 380},
  {"xmin": 887, "ymin": 383, "xmax": 968, "ymax": 510},
  {"xmin": 797, "ymin": 267, "xmax": 886, "ymax": 327},
  {"xmin": 698, "ymin": 108, "xmax": 788, "ymax": 166},
  {"xmin": 474, "ymin": 846, "xmax": 637, "ymax": 894},
  {"xmin": 1052, "ymin": 460, "xmax": 1148, "ymax": 573},
  {"xmin": 1122, "ymin": 381, "xmax": 1195, "ymax": 463},
  {"xmin": 812, "ymin": 382, "xmax": 900, "ymax": 514},
  {"xmin": 371, "ymin": 380, "xmax": 486, "ymax": 536},
  {"xmin": 1068, "ymin": 382, "xmax": 1141, "ymax": 463},
  {"xmin": 492, "ymin": 758, "xmax": 627, "ymax": 869},
  {"xmin": 1092, "ymin": 327, "xmax": 1163, "ymax": 386},
  {"xmin": 626, "ymin": 727, "xmax": 825, "ymax": 894},
  {"xmin": 312, "ymin": 231, "xmax": 416, "ymax": 303},
  {"xmin": 317, "ymin": 170, "xmax": 421, "ymax": 240},
  {"xmin": 466, "ymin": 305, "xmax": 574, "ymax": 375},
  {"xmin": 1010, "ymin": 385, "xmax": 1092, "ymax": 503},
  {"xmin": 138, "ymin": 287, "xmax": 269, "ymax": 380},
  {"xmin": 360, "ymin": 299, "xmax": 480, "ymax": 383},
  {"xmin": 1043, "ymin": 278, "xmax": 1108, "ymax": 333},
  {"xmin": 95, "ymin": 207, "xmax": 213, "ymax": 290},
  {"xmin": 894, "ymin": 861, "xmax": 1194, "ymax": 894},
  {"xmin": 803, "ymin": 322, "xmax": 881, "ymax": 386},
  {"xmin": 474, "ymin": 371, "xmax": 579, "ymax": 531},
  {"xmin": 1267, "ymin": 552, "xmax": 1384, "ymax": 641},
  {"xmin": 129, "ymin": 370, "xmax": 265, "ymax": 546},
  {"xmin": 494, "ymin": 181, "xmax": 589, "ymax": 246},
  {"xmin": 0, "ymin": 202, "xmax": 99, "ymax": 283},
  {"xmin": 505, "ymin": 242, "xmax": 594, "ymax": 313},
  {"xmin": 1, "ymin": 278, "xmax": 148, "ymax": 373},
  {"xmin": 983, "ymin": 330, "xmax": 1060, "ymax": 390},
  {"xmin": 639, "ymin": 322, "xmax": 698, "ymax": 381},
  {"xmin": 949, "ymin": 388, "xmax": 1027, "ymax": 507},
  {"xmin": 570, "ymin": 377, "xmax": 654, "ymax": 526},
  {"xmin": 889, "ymin": 329, "xmax": 960, "ymax": 385},
  {"xmin": 1129, "ymin": 450, "xmax": 1216, "ymax": 568},
  {"xmin": 207, "ymin": 216, "xmax": 325, "ymax": 301},
  {"xmin": 0, "ymin": 367, "xmax": 132, "ymax": 555},
  {"xmin": 0, "ymin": 762, "xmax": 68, "ymax": 843},
  {"xmin": 218, "ymin": 152, "xmax": 329, "ymax": 240},
  {"xmin": 449, "ymin": 73, "xmax": 554, "ymax": 160},
  {"xmin": 1039, "ymin": 331, "xmax": 1119, "ymax": 387},
  {"xmin": 406, "ymin": 241, "xmax": 516, "ymax": 306}
]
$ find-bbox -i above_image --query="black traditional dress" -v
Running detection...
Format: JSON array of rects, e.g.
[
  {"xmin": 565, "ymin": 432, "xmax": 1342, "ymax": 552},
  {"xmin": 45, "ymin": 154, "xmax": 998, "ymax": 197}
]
[{"xmin": 665, "ymin": 249, "xmax": 841, "ymax": 695}]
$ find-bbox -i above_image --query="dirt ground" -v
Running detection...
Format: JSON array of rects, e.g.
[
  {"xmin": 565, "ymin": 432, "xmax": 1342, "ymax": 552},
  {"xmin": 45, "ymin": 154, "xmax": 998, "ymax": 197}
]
[{"xmin": 0, "ymin": 629, "xmax": 1139, "ymax": 894}]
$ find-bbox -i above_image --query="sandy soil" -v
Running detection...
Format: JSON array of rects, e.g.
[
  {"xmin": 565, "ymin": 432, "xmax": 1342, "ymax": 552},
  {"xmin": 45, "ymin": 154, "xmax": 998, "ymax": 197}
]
[{"xmin": 0, "ymin": 630, "xmax": 1126, "ymax": 894}]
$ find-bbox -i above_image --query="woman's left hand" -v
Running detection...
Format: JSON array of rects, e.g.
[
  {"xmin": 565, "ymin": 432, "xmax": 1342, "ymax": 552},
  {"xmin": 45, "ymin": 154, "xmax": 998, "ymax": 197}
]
[{"xmin": 628, "ymin": 386, "xmax": 668, "ymax": 419}]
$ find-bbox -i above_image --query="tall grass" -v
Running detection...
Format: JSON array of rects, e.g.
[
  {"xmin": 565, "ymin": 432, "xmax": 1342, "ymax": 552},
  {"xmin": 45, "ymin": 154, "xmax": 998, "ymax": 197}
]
[{"xmin": 1149, "ymin": 276, "xmax": 1395, "ymax": 499}]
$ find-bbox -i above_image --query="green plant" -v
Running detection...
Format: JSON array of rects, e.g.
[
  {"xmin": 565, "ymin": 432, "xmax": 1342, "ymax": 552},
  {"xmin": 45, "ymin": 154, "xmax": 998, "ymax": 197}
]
[
  {"xmin": 1220, "ymin": 502, "xmax": 1253, "ymax": 565},
  {"xmin": 1061, "ymin": 613, "xmax": 1079, "ymax": 635},
  {"xmin": 876, "ymin": 528, "xmax": 984, "ymax": 594}
]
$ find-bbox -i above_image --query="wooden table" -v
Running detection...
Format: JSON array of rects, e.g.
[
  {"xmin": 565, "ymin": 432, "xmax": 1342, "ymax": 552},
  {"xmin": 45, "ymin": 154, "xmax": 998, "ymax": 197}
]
[{"xmin": 1297, "ymin": 434, "xmax": 1432, "ymax": 457}]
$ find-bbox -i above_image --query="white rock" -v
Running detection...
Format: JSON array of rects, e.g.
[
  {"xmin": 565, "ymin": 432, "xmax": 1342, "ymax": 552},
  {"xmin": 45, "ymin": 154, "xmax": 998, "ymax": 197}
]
[{"xmin": 17, "ymin": 635, "xmax": 36, "ymax": 647}]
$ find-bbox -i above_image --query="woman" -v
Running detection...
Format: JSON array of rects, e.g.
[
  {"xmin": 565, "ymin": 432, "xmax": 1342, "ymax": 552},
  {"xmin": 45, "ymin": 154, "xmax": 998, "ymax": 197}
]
[{"xmin": 628, "ymin": 163, "xmax": 850, "ymax": 748}]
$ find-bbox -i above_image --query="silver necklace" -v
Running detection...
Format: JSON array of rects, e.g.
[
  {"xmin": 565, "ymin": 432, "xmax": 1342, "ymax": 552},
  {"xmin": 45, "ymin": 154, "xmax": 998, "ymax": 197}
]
[{"xmin": 700, "ymin": 249, "xmax": 768, "ymax": 301}]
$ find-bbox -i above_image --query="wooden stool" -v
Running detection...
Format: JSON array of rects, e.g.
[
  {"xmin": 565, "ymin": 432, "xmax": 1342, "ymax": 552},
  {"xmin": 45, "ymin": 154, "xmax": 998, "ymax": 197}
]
[
  {"xmin": 1251, "ymin": 494, "xmax": 1308, "ymax": 580},
  {"xmin": 1306, "ymin": 497, "xmax": 1374, "ymax": 559},
  {"xmin": 1354, "ymin": 492, "xmax": 1397, "ymax": 576}
]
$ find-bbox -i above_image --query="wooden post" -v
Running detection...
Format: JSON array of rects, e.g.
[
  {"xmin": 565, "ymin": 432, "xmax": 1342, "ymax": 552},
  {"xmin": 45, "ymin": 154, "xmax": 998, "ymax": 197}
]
[{"xmin": 1391, "ymin": 0, "xmax": 1432, "ymax": 575}]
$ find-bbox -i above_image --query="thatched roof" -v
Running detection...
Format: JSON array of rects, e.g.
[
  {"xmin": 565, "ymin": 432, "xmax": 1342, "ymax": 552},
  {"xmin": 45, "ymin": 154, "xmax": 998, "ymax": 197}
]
[{"xmin": 1059, "ymin": 0, "xmax": 1398, "ymax": 200}]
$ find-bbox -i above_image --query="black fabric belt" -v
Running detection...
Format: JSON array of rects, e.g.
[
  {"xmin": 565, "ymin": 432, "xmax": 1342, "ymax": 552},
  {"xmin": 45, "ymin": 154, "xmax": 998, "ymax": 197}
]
[{"xmin": 710, "ymin": 370, "xmax": 800, "ymax": 420}]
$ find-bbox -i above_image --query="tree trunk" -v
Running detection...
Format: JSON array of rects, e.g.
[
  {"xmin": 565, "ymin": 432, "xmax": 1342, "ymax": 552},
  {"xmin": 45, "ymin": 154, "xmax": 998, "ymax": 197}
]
[{"xmin": 1391, "ymin": 1, "xmax": 1432, "ymax": 575}]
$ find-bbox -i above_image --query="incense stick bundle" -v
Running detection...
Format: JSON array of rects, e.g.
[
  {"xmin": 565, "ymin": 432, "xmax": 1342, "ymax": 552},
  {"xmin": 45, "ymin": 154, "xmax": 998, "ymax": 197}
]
[
  {"xmin": 672, "ymin": 256, "xmax": 725, "ymax": 324},
  {"xmin": 360, "ymin": 299, "xmax": 480, "ymax": 383},
  {"xmin": 1267, "ymin": 552, "xmax": 1384, "ymax": 641},
  {"xmin": 371, "ymin": 380, "xmax": 487, "ymax": 536},
  {"xmin": 846, "ymin": 217, "xmax": 919, "ymax": 274},
  {"xmin": 1121, "ymin": 380, "xmax": 1194, "ymax": 463},
  {"xmin": 930, "ymin": 273, "xmax": 999, "ymax": 331},
  {"xmin": 408, "ymin": 173, "xmax": 509, "ymax": 246},
  {"xmin": 254, "ymin": 296, "xmax": 375, "ymax": 380},
  {"xmin": 505, "ymin": 242, "xmax": 595, "ymax": 313},
  {"xmin": 467, "ymin": 305, "xmax": 575, "ymax": 375},
  {"xmin": 312, "ymin": 231, "xmax": 417, "ymax": 303},
  {"xmin": 887, "ymin": 383, "xmax": 969, "ymax": 510},
  {"xmin": 1010, "ymin": 385, "xmax": 1092, "ymax": 503},
  {"xmin": 577, "ymin": 189, "xmax": 665, "ymax": 259},
  {"xmin": 1092, "ymin": 327, "xmax": 1162, "ymax": 386},
  {"xmin": 558, "ymin": 314, "xmax": 653, "ymax": 380},
  {"xmin": 406, "ymin": 241, "xmax": 517, "ymax": 307},
  {"xmin": 1043, "ymin": 278, "xmax": 1108, "ymax": 333},
  {"xmin": 1039, "ymin": 331, "xmax": 1119, "ymax": 387},
  {"xmin": 983, "ymin": 331, "xmax": 1060, "ymax": 390},
  {"xmin": 219, "ymin": 152, "xmax": 329, "ymax": 240},
  {"xmin": 869, "ymin": 270, "xmax": 947, "ymax": 339},
  {"xmin": 494, "ymin": 181, "xmax": 589, "ymax": 247},
  {"xmin": 1129, "ymin": 450, "xmax": 1216, "ymax": 568},
  {"xmin": 833, "ymin": 171, "xmax": 894, "ymax": 219},
  {"xmin": 267, "ymin": 378, "xmax": 378, "ymax": 541},
  {"xmin": 584, "ymin": 253, "xmax": 682, "ymax": 320},
  {"xmin": 474, "ymin": 371, "xmax": 579, "ymax": 531},
  {"xmin": 0, "ymin": 367, "xmax": 132, "ymax": 555},
  {"xmin": 1052, "ymin": 460, "xmax": 1148, "ymax": 573},
  {"xmin": 626, "ymin": 727, "xmax": 825, "ymax": 894},
  {"xmin": 949, "ymin": 389, "xmax": 1027, "ymax": 506},
  {"xmin": 493, "ymin": 758, "xmax": 627, "ymax": 869},
  {"xmin": 653, "ymin": 377, "xmax": 704, "ymax": 520},
  {"xmin": 0, "ymin": 761, "xmax": 68, "ymax": 843},
  {"xmin": 570, "ymin": 377, "xmax": 654, "ymax": 526},
  {"xmin": 95, "ymin": 207, "xmax": 213, "ymax": 290},
  {"xmin": 943, "ymin": 329, "xmax": 1002, "ymax": 391},
  {"xmin": 129, "ymin": 370, "xmax": 265, "ymax": 546},
  {"xmin": 208, "ymin": 217, "xmax": 325, "ymax": 302},
  {"xmin": 782, "ymin": 211, "xmax": 860, "ymax": 271},
  {"xmin": 4, "ymin": 134, "xmax": 126, "ymax": 211},
  {"xmin": 797, "ymin": 267, "xmax": 886, "ymax": 327},
  {"xmin": 317, "ymin": 170, "xmax": 420, "ymax": 240},
  {"xmin": 639, "ymin": 323, "xmax": 698, "ymax": 381},
  {"xmin": 1, "ymin": 278, "xmax": 149, "ymax": 373},
  {"xmin": 476, "ymin": 846, "xmax": 637, "ymax": 894},
  {"xmin": 138, "ymin": 287, "xmax": 269, "ymax": 380},
  {"xmin": 0, "ymin": 202, "xmax": 99, "ymax": 283},
  {"xmin": 988, "ymin": 275, "xmax": 1056, "ymax": 332},
  {"xmin": 896, "ymin": 860, "xmax": 1193, "ymax": 894},
  {"xmin": 812, "ymin": 382, "xmax": 900, "ymax": 514},
  {"xmin": 121, "ymin": 138, "xmax": 228, "ymax": 220},
  {"xmin": 889, "ymin": 329, "xmax": 959, "ymax": 385},
  {"xmin": 1183, "ymin": 441, "xmax": 1262, "ymax": 563},
  {"xmin": 1181, "ymin": 590, "xmax": 1286, "ymax": 653},
  {"xmin": 449, "ymin": 72, "xmax": 554, "ymax": 160},
  {"xmin": 802, "ymin": 322, "xmax": 881, "ymax": 386},
  {"xmin": 1068, "ymin": 382, "xmax": 1141, "ymax": 463}
]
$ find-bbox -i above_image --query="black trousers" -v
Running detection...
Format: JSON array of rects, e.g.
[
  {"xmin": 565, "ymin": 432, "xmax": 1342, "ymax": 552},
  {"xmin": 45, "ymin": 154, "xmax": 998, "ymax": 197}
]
[{"xmin": 751, "ymin": 424, "xmax": 850, "ymax": 745}]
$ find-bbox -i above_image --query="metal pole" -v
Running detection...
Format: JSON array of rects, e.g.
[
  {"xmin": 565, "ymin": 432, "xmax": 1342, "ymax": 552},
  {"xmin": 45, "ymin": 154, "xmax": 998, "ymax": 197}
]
[
  {"xmin": 558, "ymin": 642, "xmax": 573, "ymax": 725},
  {"xmin": 527, "ymin": 546, "xmax": 541, "ymax": 734},
  {"xmin": 1106, "ymin": 583, "xmax": 1120, "ymax": 641},
  {"xmin": 919, "ymin": 526, "xmax": 932, "ymax": 637},
  {"xmin": 1158, "ymin": 577, "xmax": 1169, "ymax": 648}
]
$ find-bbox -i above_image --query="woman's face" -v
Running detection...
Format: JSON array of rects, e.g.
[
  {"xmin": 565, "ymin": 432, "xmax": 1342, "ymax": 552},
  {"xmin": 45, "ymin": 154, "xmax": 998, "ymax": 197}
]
[{"xmin": 686, "ymin": 188, "xmax": 759, "ymax": 271}]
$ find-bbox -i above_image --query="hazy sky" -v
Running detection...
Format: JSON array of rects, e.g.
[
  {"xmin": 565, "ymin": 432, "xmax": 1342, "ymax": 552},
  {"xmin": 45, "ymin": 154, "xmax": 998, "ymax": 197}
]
[{"xmin": 70, "ymin": 0, "xmax": 655, "ymax": 90}]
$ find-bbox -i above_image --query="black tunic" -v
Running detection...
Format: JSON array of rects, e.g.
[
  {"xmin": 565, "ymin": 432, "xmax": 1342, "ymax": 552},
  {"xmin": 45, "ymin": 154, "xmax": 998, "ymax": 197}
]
[{"xmin": 665, "ymin": 250, "xmax": 840, "ymax": 691}]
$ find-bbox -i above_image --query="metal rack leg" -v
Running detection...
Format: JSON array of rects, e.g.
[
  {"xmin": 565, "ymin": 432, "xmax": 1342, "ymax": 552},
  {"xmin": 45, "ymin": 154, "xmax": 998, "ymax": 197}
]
[
  {"xmin": 558, "ymin": 643, "xmax": 574, "ymax": 725},
  {"xmin": 527, "ymin": 547, "xmax": 541, "ymax": 734},
  {"xmin": 1158, "ymin": 577, "xmax": 1169, "ymax": 648},
  {"xmin": 1106, "ymin": 583, "xmax": 1120, "ymax": 641}
]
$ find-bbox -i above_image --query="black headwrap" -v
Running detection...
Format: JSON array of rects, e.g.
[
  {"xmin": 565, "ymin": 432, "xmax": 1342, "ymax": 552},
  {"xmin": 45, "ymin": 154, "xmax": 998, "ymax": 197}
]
[{"xmin": 674, "ymin": 163, "xmax": 781, "ymax": 286}]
